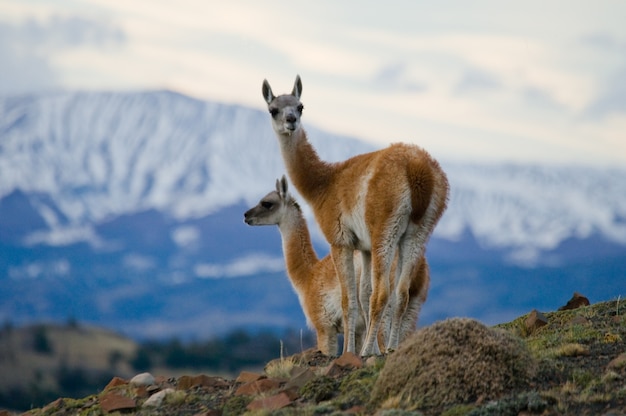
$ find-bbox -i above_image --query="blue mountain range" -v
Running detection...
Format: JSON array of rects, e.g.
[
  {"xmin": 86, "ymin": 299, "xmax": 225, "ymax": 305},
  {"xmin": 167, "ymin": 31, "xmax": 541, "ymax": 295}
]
[{"xmin": 1, "ymin": 90, "xmax": 624, "ymax": 340}]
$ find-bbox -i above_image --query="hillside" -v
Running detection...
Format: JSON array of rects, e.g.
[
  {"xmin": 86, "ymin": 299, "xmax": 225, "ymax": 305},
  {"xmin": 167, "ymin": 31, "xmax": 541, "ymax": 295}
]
[
  {"xmin": 0, "ymin": 323, "xmax": 138, "ymax": 410},
  {"xmin": 5, "ymin": 297, "xmax": 625, "ymax": 415}
]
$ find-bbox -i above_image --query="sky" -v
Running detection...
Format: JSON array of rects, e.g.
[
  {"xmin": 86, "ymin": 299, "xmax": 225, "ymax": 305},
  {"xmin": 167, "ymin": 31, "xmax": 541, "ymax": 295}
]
[{"xmin": 1, "ymin": 0, "xmax": 625, "ymax": 166}]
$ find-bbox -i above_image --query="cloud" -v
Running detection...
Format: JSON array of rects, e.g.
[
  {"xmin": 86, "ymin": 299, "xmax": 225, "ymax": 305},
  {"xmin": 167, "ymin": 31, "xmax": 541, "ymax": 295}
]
[
  {"xmin": 194, "ymin": 253, "xmax": 284, "ymax": 279},
  {"xmin": 580, "ymin": 32, "xmax": 626, "ymax": 51},
  {"xmin": 577, "ymin": 32, "xmax": 626, "ymax": 119},
  {"xmin": 522, "ymin": 85, "xmax": 564, "ymax": 111},
  {"xmin": 0, "ymin": 21, "xmax": 59, "ymax": 94},
  {"xmin": 0, "ymin": 15, "xmax": 126, "ymax": 94},
  {"xmin": 584, "ymin": 67, "xmax": 626, "ymax": 119},
  {"xmin": 373, "ymin": 61, "xmax": 427, "ymax": 93},
  {"xmin": 17, "ymin": 15, "xmax": 126, "ymax": 47},
  {"xmin": 454, "ymin": 67, "xmax": 501, "ymax": 94}
]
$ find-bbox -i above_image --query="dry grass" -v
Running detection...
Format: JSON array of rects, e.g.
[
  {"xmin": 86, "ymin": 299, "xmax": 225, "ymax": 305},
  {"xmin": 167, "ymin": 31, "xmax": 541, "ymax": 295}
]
[
  {"xmin": 553, "ymin": 342, "xmax": 590, "ymax": 357},
  {"xmin": 0, "ymin": 323, "xmax": 137, "ymax": 390},
  {"xmin": 13, "ymin": 299, "xmax": 626, "ymax": 416},
  {"xmin": 371, "ymin": 318, "xmax": 536, "ymax": 411}
]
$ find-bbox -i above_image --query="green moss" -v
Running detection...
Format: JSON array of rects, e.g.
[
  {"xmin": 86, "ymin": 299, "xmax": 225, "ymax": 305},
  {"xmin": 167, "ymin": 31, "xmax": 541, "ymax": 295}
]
[
  {"xmin": 466, "ymin": 392, "xmax": 548, "ymax": 416},
  {"xmin": 300, "ymin": 376, "xmax": 338, "ymax": 403},
  {"xmin": 376, "ymin": 409, "xmax": 425, "ymax": 415},
  {"xmin": 440, "ymin": 404, "xmax": 476, "ymax": 416},
  {"xmin": 570, "ymin": 369, "xmax": 595, "ymax": 388},
  {"xmin": 335, "ymin": 365, "xmax": 380, "ymax": 409},
  {"xmin": 222, "ymin": 394, "xmax": 253, "ymax": 416}
]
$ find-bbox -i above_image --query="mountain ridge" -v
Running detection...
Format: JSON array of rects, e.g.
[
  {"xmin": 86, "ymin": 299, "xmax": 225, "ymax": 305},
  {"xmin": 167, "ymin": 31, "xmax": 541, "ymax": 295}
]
[
  {"xmin": 0, "ymin": 90, "xmax": 625, "ymax": 339},
  {"xmin": 2, "ymin": 90, "xmax": 625, "ymax": 257}
]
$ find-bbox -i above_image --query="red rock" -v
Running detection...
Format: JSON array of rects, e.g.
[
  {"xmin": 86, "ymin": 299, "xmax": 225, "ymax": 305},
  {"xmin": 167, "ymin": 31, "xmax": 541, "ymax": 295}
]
[
  {"xmin": 178, "ymin": 374, "xmax": 230, "ymax": 390},
  {"xmin": 525, "ymin": 309, "xmax": 548, "ymax": 334},
  {"xmin": 103, "ymin": 376, "xmax": 128, "ymax": 390},
  {"xmin": 558, "ymin": 292, "xmax": 590, "ymax": 311},
  {"xmin": 281, "ymin": 385, "xmax": 301, "ymax": 401},
  {"xmin": 246, "ymin": 392, "xmax": 292, "ymax": 411},
  {"xmin": 235, "ymin": 378, "xmax": 281, "ymax": 396},
  {"xmin": 236, "ymin": 370, "xmax": 265, "ymax": 383},
  {"xmin": 177, "ymin": 375, "xmax": 194, "ymax": 390},
  {"xmin": 334, "ymin": 352, "xmax": 363, "ymax": 369},
  {"xmin": 134, "ymin": 385, "xmax": 149, "ymax": 398},
  {"xmin": 284, "ymin": 367, "xmax": 316, "ymax": 390},
  {"xmin": 324, "ymin": 351, "xmax": 364, "ymax": 376},
  {"xmin": 99, "ymin": 392, "xmax": 136, "ymax": 413},
  {"xmin": 40, "ymin": 398, "xmax": 65, "ymax": 413},
  {"xmin": 198, "ymin": 375, "xmax": 230, "ymax": 388}
]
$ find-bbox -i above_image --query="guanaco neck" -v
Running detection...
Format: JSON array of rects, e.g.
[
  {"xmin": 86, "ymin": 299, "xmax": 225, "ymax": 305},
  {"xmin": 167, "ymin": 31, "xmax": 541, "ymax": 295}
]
[
  {"xmin": 277, "ymin": 202, "xmax": 320, "ymax": 290},
  {"xmin": 277, "ymin": 128, "xmax": 334, "ymax": 204}
]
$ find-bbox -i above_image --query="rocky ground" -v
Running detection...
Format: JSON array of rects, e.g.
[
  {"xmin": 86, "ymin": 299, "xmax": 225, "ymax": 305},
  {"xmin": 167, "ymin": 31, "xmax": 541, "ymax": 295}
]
[{"xmin": 4, "ymin": 295, "xmax": 626, "ymax": 416}]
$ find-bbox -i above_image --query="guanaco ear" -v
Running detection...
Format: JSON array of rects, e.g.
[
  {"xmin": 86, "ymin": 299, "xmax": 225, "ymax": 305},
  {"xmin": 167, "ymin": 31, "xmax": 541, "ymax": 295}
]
[
  {"xmin": 291, "ymin": 75, "xmax": 302, "ymax": 99},
  {"xmin": 278, "ymin": 175, "xmax": 289, "ymax": 198},
  {"xmin": 262, "ymin": 79, "xmax": 275, "ymax": 104}
]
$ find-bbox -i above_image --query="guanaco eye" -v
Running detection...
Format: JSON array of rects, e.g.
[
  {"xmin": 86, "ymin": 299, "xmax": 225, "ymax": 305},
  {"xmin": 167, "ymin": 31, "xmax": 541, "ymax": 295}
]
[
  {"xmin": 269, "ymin": 108, "xmax": 279, "ymax": 117},
  {"xmin": 297, "ymin": 104, "xmax": 304, "ymax": 114},
  {"xmin": 261, "ymin": 201, "xmax": 273, "ymax": 209}
]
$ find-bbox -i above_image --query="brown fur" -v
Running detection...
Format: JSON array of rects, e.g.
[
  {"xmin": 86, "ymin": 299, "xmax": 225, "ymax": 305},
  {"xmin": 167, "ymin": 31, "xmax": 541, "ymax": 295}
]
[
  {"xmin": 262, "ymin": 76, "xmax": 449, "ymax": 355},
  {"xmin": 244, "ymin": 177, "xmax": 430, "ymax": 355}
]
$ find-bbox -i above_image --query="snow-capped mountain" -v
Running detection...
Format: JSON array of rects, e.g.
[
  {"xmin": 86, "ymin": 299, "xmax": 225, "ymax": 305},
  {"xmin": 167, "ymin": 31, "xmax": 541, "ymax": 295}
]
[{"xmin": 1, "ymin": 90, "xmax": 625, "ymax": 339}]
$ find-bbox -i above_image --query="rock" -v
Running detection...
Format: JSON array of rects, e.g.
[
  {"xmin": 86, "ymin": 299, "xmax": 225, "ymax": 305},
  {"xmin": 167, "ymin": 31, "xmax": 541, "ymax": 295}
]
[
  {"xmin": 99, "ymin": 392, "xmax": 136, "ymax": 413},
  {"xmin": 525, "ymin": 309, "xmax": 548, "ymax": 334},
  {"xmin": 234, "ymin": 378, "xmax": 281, "ymax": 396},
  {"xmin": 147, "ymin": 384, "xmax": 161, "ymax": 394},
  {"xmin": 558, "ymin": 292, "xmax": 590, "ymax": 311},
  {"xmin": 236, "ymin": 371, "xmax": 266, "ymax": 383},
  {"xmin": 283, "ymin": 367, "xmax": 316, "ymax": 390},
  {"xmin": 324, "ymin": 352, "xmax": 363, "ymax": 377},
  {"xmin": 143, "ymin": 388, "xmax": 176, "ymax": 407},
  {"xmin": 103, "ymin": 376, "xmax": 128, "ymax": 390},
  {"xmin": 246, "ymin": 391, "xmax": 292, "ymax": 411},
  {"xmin": 364, "ymin": 356, "xmax": 380, "ymax": 367},
  {"xmin": 134, "ymin": 385, "xmax": 149, "ymax": 399},
  {"xmin": 130, "ymin": 372, "xmax": 155, "ymax": 386},
  {"xmin": 334, "ymin": 351, "xmax": 363, "ymax": 369},
  {"xmin": 199, "ymin": 375, "xmax": 230, "ymax": 388},
  {"xmin": 41, "ymin": 398, "xmax": 64, "ymax": 413},
  {"xmin": 178, "ymin": 374, "xmax": 229, "ymax": 390},
  {"xmin": 607, "ymin": 352, "xmax": 626, "ymax": 370}
]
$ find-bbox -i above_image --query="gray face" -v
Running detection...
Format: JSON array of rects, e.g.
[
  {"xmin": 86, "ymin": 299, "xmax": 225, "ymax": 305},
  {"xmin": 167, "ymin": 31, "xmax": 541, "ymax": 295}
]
[
  {"xmin": 262, "ymin": 76, "xmax": 304, "ymax": 135},
  {"xmin": 267, "ymin": 94, "xmax": 304, "ymax": 135},
  {"xmin": 244, "ymin": 191, "xmax": 284, "ymax": 226}
]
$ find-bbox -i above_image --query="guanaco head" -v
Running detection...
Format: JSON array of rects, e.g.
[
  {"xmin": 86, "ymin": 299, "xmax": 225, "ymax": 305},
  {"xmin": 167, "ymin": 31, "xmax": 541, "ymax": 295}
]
[
  {"xmin": 244, "ymin": 175, "xmax": 297, "ymax": 226},
  {"xmin": 262, "ymin": 75, "xmax": 303, "ymax": 135}
]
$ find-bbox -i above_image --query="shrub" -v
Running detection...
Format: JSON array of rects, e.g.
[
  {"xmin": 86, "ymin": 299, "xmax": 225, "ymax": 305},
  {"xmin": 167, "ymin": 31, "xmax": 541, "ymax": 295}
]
[{"xmin": 371, "ymin": 318, "xmax": 536, "ymax": 411}]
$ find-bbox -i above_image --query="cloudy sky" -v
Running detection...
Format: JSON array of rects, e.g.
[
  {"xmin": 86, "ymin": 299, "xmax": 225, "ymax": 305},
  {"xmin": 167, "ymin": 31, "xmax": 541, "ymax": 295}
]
[{"xmin": 1, "ymin": 0, "xmax": 625, "ymax": 166}]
